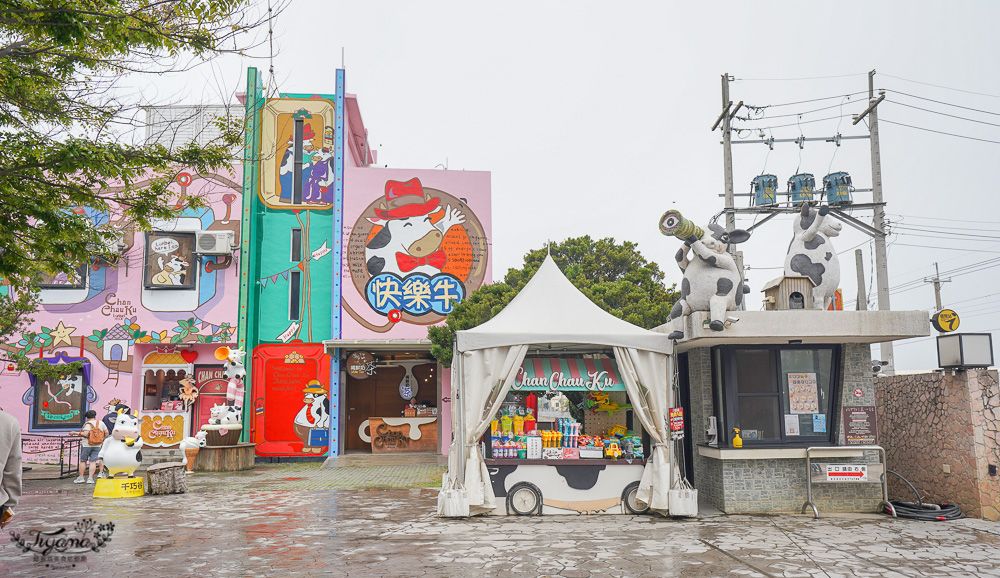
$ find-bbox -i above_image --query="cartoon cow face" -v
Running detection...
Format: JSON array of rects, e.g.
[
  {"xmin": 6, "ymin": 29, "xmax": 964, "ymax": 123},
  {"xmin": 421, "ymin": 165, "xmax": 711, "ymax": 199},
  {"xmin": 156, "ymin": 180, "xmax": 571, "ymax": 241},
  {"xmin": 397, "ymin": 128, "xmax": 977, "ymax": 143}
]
[
  {"xmin": 112, "ymin": 412, "xmax": 141, "ymax": 441},
  {"xmin": 56, "ymin": 374, "xmax": 84, "ymax": 394}
]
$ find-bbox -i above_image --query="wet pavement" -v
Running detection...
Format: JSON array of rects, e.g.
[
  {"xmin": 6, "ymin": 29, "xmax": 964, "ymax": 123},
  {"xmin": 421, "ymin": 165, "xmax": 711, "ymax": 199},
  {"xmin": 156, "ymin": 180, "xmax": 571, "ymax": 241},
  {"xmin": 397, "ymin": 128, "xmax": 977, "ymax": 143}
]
[{"xmin": 4, "ymin": 462, "xmax": 1000, "ymax": 577}]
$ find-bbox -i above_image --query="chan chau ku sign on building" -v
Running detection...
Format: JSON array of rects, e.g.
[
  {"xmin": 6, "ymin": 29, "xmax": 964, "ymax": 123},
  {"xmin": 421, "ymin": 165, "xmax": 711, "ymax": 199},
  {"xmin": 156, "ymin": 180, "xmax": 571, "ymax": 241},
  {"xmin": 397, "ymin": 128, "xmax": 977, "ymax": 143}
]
[{"xmin": 512, "ymin": 357, "xmax": 625, "ymax": 391}]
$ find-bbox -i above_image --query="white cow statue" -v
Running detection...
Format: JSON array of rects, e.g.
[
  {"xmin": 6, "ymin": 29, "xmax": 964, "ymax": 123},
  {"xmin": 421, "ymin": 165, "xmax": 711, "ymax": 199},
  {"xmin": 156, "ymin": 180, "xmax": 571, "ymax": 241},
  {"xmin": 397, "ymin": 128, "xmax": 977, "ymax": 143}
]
[
  {"xmin": 784, "ymin": 204, "xmax": 842, "ymax": 309},
  {"xmin": 98, "ymin": 409, "xmax": 144, "ymax": 478},
  {"xmin": 660, "ymin": 211, "xmax": 750, "ymax": 340}
]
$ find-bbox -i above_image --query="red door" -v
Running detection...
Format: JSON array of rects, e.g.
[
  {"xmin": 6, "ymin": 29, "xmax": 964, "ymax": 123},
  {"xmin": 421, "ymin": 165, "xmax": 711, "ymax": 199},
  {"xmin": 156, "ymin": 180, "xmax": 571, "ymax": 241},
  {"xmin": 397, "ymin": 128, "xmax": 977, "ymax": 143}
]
[{"xmin": 252, "ymin": 342, "xmax": 331, "ymax": 457}]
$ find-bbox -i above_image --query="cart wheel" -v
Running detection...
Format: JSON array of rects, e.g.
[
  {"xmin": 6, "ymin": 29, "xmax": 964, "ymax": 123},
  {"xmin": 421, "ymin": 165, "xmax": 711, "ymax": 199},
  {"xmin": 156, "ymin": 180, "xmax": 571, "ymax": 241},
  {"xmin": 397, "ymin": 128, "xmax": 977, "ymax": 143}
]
[
  {"xmin": 507, "ymin": 482, "xmax": 542, "ymax": 516},
  {"xmin": 622, "ymin": 482, "xmax": 650, "ymax": 515}
]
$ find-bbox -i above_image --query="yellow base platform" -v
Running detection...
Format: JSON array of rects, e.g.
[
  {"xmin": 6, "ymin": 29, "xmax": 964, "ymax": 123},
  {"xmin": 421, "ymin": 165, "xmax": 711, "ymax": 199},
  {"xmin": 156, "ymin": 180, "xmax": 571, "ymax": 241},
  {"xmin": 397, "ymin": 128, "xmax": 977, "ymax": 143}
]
[{"xmin": 93, "ymin": 476, "xmax": 145, "ymax": 498}]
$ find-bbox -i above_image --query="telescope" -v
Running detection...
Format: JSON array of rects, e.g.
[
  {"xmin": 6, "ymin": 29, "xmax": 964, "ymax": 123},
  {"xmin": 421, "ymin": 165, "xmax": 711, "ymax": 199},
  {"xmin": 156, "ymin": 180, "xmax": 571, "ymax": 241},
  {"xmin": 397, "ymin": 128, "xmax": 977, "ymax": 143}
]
[{"xmin": 658, "ymin": 210, "xmax": 703, "ymax": 240}]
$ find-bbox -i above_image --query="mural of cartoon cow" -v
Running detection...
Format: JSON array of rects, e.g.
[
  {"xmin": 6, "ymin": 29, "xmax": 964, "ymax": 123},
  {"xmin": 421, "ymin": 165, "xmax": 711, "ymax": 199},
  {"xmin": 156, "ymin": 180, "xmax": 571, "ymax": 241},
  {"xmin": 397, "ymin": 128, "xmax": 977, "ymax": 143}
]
[
  {"xmin": 98, "ymin": 409, "xmax": 144, "ymax": 478},
  {"xmin": 663, "ymin": 217, "xmax": 750, "ymax": 340},
  {"xmin": 293, "ymin": 381, "xmax": 329, "ymax": 453},
  {"xmin": 152, "ymin": 254, "xmax": 189, "ymax": 286},
  {"xmin": 784, "ymin": 204, "xmax": 842, "ymax": 309},
  {"xmin": 365, "ymin": 178, "xmax": 466, "ymax": 277}
]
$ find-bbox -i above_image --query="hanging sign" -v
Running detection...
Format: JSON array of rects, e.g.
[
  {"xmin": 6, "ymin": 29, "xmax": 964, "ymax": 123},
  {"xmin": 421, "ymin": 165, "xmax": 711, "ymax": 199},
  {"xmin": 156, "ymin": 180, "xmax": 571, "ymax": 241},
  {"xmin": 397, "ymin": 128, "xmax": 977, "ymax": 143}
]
[
  {"xmin": 931, "ymin": 309, "xmax": 960, "ymax": 333},
  {"xmin": 346, "ymin": 351, "xmax": 377, "ymax": 380},
  {"xmin": 512, "ymin": 357, "xmax": 625, "ymax": 392},
  {"xmin": 669, "ymin": 407, "xmax": 684, "ymax": 431},
  {"xmin": 825, "ymin": 464, "xmax": 868, "ymax": 482}
]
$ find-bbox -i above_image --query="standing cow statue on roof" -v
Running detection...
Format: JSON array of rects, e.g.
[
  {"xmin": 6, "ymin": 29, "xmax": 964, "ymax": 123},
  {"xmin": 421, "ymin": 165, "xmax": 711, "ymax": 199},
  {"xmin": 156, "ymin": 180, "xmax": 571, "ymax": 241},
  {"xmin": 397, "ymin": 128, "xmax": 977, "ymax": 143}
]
[
  {"xmin": 660, "ymin": 210, "xmax": 750, "ymax": 340},
  {"xmin": 785, "ymin": 203, "xmax": 842, "ymax": 309}
]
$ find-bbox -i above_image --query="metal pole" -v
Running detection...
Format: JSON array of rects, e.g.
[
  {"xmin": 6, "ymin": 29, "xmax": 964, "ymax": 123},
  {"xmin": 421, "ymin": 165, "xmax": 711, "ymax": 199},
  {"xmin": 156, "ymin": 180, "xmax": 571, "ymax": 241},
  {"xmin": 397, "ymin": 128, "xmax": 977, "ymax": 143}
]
[
  {"xmin": 933, "ymin": 262, "xmax": 943, "ymax": 311},
  {"xmin": 868, "ymin": 70, "xmax": 894, "ymax": 374},
  {"xmin": 855, "ymin": 249, "xmax": 868, "ymax": 311},
  {"xmin": 722, "ymin": 73, "xmax": 735, "ymax": 233}
]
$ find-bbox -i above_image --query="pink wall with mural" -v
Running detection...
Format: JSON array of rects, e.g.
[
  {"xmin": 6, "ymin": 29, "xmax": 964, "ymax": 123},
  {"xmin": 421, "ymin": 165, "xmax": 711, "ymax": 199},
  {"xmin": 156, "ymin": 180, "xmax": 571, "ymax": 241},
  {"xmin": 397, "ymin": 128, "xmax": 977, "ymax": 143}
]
[
  {"xmin": 340, "ymin": 167, "xmax": 492, "ymax": 340},
  {"xmin": 0, "ymin": 169, "xmax": 243, "ymax": 454}
]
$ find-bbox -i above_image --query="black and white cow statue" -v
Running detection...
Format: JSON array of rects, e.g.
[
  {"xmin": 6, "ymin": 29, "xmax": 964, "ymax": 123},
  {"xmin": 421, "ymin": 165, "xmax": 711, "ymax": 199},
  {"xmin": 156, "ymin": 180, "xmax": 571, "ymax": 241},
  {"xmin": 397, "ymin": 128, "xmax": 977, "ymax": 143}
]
[
  {"xmin": 784, "ymin": 204, "xmax": 842, "ymax": 309},
  {"xmin": 365, "ymin": 177, "xmax": 465, "ymax": 277},
  {"xmin": 215, "ymin": 346, "xmax": 246, "ymax": 409},
  {"xmin": 98, "ymin": 409, "xmax": 144, "ymax": 478},
  {"xmin": 665, "ymin": 222, "xmax": 750, "ymax": 340}
]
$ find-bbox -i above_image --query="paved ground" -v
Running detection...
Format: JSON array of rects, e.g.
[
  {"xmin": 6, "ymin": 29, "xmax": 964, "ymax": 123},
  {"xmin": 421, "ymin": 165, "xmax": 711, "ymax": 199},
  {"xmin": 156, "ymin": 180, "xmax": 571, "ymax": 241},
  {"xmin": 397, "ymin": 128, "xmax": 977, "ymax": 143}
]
[{"xmin": 5, "ymin": 462, "xmax": 1000, "ymax": 577}]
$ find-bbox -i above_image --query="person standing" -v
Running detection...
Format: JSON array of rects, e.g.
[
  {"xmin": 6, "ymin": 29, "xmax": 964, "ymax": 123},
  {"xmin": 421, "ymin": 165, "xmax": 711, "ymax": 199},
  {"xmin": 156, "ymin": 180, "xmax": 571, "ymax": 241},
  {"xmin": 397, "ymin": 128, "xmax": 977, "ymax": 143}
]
[
  {"xmin": 0, "ymin": 408, "xmax": 22, "ymax": 529},
  {"xmin": 71, "ymin": 410, "xmax": 108, "ymax": 484}
]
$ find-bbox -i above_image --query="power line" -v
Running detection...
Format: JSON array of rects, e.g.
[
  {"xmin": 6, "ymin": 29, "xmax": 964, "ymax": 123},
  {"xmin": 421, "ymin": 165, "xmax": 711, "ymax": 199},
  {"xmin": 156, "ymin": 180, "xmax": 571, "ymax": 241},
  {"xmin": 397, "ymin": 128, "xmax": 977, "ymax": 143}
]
[
  {"xmin": 887, "ymin": 89, "xmax": 1000, "ymax": 116},
  {"xmin": 881, "ymin": 74, "xmax": 1000, "ymax": 100},
  {"xmin": 889, "ymin": 219, "xmax": 1000, "ymax": 233},
  {"xmin": 891, "ymin": 226, "xmax": 1000, "ymax": 240},
  {"xmin": 739, "ymin": 91, "xmax": 868, "ymax": 109},
  {"xmin": 737, "ymin": 100, "xmax": 865, "ymax": 121},
  {"xmin": 886, "ymin": 100, "xmax": 1000, "ymax": 128},
  {"xmin": 888, "ymin": 213, "xmax": 1000, "ymax": 225},
  {"xmin": 889, "ymin": 242, "xmax": 1000, "ymax": 254},
  {"xmin": 738, "ymin": 74, "xmax": 868, "ymax": 82},
  {"xmin": 733, "ymin": 113, "xmax": 857, "ymax": 132},
  {"xmin": 880, "ymin": 118, "xmax": 1000, "ymax": 145}
]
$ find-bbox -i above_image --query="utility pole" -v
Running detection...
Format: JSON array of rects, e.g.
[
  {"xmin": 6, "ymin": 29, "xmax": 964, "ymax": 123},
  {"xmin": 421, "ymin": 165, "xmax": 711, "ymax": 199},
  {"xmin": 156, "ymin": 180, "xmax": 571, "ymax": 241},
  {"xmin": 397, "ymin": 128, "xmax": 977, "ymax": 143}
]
[
  {"xmin": 924, "ymin": 262, "xmax": 951, "ymax": 313},
  {"xmin": 719, "ymin": 73, "xmax": 748, "ymax": 308},
  {"xmin": 855, "ymin": 249, "xmax": 868, "ymax": 311},
  {"xmin": 867, "ymin": 69, "xmax": 894, "ymax": 373},
  {"xmin": 721, "ymin": 73, "xmax": 735, "ymax": 233}
]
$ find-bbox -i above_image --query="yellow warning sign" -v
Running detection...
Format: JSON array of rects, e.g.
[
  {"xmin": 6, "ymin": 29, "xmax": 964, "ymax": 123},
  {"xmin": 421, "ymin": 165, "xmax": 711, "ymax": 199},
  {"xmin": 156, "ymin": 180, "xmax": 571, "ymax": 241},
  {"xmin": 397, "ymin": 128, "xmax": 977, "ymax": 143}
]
[{"xmin": 932, "ymin": 309, "xmax": 960, "ymax": 333}]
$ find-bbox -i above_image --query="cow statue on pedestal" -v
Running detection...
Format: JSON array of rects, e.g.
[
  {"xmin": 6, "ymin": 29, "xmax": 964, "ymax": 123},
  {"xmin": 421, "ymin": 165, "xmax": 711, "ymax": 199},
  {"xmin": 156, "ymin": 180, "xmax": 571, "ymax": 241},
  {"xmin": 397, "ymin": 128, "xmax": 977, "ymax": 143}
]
[
  {"xmin": 659, "ymin": 210, "xmax": 750, "ymax": 340},
  {"xmin": 98, "ymin": 409, "xmax": 144, "ymax": 478},
  {"xmin": 214, "ymin": 346, "xmax": 246, "ymax": 409},
  {"xmin": 784, "ymin": 204, "xmax": 842, "ymax": 310}
]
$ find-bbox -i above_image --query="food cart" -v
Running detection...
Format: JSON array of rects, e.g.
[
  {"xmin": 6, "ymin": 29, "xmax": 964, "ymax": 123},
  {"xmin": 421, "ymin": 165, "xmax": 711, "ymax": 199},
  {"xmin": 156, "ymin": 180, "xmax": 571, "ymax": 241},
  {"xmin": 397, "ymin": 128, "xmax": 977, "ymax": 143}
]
[{"xmin": 437, "ymin": 256, "xmax": 674, "ymax": 517}]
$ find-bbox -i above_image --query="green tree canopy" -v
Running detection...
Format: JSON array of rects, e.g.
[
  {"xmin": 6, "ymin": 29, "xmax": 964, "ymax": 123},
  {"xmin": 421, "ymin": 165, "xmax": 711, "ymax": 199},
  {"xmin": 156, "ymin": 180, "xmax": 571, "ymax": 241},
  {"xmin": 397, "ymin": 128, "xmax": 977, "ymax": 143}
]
[
  {"xmin": 0, "ymin": 0, "xmax": 272, "ymax": 370},
  {"xmin": 428, "ymin": 236, "xmax": 679, "ymax": 366}
]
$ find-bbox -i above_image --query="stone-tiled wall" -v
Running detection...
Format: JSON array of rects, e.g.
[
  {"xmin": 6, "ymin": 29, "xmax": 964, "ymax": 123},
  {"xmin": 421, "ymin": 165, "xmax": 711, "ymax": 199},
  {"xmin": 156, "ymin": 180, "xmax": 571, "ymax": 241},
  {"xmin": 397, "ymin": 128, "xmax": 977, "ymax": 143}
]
[
  {"xmin": 686, "ymin": 343, "xmax": 882, "ymax": 513},
  {"xmin": 875, "ymin": 369, "xmax": 1000, "ymax": 520}
]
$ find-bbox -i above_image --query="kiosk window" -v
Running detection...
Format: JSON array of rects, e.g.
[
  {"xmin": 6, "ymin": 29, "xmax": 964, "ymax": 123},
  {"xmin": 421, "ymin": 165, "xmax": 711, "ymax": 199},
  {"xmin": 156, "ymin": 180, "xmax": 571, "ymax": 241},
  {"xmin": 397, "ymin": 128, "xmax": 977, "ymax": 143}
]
[{"xmin": 713, "ymin": 345, "xmax": 840, "ymax": 446}]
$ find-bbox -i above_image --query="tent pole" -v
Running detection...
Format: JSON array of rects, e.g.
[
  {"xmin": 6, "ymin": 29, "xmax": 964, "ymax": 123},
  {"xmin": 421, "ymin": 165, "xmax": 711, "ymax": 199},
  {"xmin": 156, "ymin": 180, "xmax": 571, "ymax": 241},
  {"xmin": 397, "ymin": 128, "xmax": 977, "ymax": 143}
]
[
  {"xmin": 667, "ymin": 353, "xmax": 674, "ymax": 495},
  {"xmin": 456, "ymin": 346, "xmax": 465, "ymax": 485}
]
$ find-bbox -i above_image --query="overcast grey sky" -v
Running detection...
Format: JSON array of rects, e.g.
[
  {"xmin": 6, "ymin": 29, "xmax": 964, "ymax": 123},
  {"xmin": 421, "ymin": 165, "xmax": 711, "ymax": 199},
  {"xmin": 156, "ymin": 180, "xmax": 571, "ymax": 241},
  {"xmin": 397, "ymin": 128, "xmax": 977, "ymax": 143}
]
[{"xmin": 141, "ymin": 1, "xmax": 1000, "ymax": 371}]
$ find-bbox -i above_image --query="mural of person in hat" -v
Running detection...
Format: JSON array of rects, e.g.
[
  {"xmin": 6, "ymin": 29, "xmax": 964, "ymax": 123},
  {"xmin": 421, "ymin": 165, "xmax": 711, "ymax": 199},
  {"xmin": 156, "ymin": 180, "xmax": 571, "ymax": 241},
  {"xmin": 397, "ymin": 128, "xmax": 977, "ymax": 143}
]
[
  {"xmin": 364, "ymin": 177, "xmax": 466, "ymax": 277},
  {"xmin": 278, "ymin": 123, "xmax": 317, "ymax": 203},
  {"xmin": 293, "ymin": 380, "xmax": 330, "ymax": 453}
]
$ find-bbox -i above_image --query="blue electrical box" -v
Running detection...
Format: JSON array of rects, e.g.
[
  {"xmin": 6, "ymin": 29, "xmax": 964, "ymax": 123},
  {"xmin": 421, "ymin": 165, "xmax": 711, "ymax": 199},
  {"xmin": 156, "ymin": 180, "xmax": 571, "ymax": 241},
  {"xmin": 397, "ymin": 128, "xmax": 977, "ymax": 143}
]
[
  {"xmin": 751, "ymin": 174, "xmax": 779, "ymax": 206},
  {"xmin": 823, "ymin": 171, "xmax": 853, "ymax": 205},
  {"xmin": 788, "ymin": 173, "xmax": 816, "ymax": 203}
]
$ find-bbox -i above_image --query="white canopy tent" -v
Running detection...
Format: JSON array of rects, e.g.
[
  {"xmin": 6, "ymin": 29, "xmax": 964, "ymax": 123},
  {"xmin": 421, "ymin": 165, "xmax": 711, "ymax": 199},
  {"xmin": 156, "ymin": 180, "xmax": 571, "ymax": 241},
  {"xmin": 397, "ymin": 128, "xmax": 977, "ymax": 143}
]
[{"xmin": 437, "ymin": 255, "xmax": 675, "ymax": 517}]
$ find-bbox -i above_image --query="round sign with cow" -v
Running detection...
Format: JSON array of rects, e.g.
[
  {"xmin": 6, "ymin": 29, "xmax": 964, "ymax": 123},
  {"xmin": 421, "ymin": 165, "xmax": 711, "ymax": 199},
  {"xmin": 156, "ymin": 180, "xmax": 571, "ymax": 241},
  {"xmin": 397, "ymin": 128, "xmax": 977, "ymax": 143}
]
[{"xmin": 346, "ymin": 178, "xmax": 488, "ymax": 330}]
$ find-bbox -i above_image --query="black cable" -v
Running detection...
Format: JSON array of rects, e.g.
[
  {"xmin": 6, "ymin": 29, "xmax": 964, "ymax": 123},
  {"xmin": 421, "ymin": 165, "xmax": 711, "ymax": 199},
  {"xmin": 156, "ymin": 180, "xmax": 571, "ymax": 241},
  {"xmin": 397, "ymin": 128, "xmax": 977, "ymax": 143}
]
[
  {"xmin": 884, "ymin": 470, "xmax": 963, "ymax": 521},
  {"xmin": 886, "ymin": 99, "xmax": 1000, "ymax": 128},
  {"xmin": 880, "ymin": 118, "xmax": 1000, "ymax": 145}
]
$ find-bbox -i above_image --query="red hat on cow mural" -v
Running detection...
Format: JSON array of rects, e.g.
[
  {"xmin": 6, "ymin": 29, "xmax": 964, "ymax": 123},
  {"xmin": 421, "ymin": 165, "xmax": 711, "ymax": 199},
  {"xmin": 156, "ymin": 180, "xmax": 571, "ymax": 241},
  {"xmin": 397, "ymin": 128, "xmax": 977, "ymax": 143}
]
[
  {"xmin": 373, "ymin": 178, "xmax": 440, "ymax": 220},
  {"xmin": 285, "ymin": 124, "xmax": 316, "ymax": 143}
]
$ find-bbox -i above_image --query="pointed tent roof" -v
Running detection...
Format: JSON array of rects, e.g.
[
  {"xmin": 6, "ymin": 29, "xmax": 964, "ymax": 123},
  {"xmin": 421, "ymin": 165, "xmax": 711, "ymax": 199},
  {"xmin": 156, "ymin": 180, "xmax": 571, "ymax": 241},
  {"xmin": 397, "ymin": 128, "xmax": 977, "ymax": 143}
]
[{"xmin": 456, "ymin": 255, "xmax": 672, "ymax": 354}]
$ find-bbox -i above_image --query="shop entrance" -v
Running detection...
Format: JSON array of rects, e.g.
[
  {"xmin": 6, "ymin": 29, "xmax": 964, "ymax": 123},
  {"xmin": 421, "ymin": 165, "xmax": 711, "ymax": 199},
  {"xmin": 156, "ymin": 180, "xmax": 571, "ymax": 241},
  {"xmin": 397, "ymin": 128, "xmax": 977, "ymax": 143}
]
[{"xmin": 344, "ymin": 361, "xmax": 437, "ymax": 453}]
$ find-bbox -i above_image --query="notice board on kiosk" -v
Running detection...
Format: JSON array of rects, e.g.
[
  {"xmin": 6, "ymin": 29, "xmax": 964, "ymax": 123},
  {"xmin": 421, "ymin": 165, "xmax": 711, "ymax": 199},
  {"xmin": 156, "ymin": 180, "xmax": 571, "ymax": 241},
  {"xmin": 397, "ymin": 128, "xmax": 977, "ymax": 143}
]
[{"xmin": 252, "ymin": 342, "xmax": 331, "ymax": 456}]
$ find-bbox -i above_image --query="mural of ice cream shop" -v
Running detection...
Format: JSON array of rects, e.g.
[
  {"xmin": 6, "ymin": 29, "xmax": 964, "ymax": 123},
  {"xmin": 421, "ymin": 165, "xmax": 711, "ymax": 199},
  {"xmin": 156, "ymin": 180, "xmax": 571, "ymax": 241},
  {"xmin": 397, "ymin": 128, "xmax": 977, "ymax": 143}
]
[{"xmin": 0, "ymin": 169, "xmax": 242, "ymax": 459}]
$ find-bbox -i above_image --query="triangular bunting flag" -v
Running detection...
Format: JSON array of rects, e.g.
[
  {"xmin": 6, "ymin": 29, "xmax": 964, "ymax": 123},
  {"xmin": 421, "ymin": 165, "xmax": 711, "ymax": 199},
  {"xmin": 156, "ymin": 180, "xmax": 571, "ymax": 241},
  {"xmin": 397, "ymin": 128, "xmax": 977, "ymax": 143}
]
[
  {"xmin": 296, "ymin": 261, "xmax": 306, "ymax": 271},
  {"xmin": 280, "ymin": 271, "xmax": 289, "ymax": 280},
  {"xmin": 260, "ymin": 277, "xmax": 268, "ymax": 288},
  {"xmin": 271, "ymin": 274, "xmax": 279, "ymax": 283}
]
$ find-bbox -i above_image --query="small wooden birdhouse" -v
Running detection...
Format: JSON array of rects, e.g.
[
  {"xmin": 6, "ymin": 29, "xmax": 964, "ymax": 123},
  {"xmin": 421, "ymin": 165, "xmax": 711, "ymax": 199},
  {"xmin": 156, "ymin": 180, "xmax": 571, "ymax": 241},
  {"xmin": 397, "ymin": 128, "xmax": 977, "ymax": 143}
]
[{"xmin": 762, "ymin": 276, "xmax": 817, "ymax": 311}]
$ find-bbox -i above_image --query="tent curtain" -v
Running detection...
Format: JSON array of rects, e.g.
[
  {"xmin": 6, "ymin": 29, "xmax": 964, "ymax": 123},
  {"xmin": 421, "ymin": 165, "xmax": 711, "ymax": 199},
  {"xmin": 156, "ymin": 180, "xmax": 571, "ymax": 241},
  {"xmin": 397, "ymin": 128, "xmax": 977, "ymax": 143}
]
[
  {"xmin": 437, "ymin": 344, "xmax": 529, "ymax": 517},
  {"xmin": 614, "ymin": 346, "xmax": 671, "ymax": 515}
]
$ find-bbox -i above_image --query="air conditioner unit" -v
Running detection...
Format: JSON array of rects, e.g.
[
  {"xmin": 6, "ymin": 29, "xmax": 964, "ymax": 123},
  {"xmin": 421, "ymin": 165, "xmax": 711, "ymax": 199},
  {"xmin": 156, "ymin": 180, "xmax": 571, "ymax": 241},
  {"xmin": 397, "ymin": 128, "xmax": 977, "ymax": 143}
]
[{"xmin": 195, "ymin": 230, "xmax": 234, "ymax": 255}]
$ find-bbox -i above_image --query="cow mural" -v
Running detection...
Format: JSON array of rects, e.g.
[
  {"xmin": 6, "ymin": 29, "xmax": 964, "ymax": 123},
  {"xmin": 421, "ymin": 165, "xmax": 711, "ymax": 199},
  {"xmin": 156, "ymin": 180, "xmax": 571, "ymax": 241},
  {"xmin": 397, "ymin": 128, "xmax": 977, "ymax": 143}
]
[
  {"xmin": 293, "ymin": 381, "xmax": 330, "ymax": 454},
  {"xmin": 364, "ymin": 178, "xmax": 466, "ymax": 277},
  {"xmin": 659, "ymin": 211, "xmax": 750, "ymax": 340},
  {"xmin": 784, "ymin": 204, "xmax": 842, "ymax": 310}
]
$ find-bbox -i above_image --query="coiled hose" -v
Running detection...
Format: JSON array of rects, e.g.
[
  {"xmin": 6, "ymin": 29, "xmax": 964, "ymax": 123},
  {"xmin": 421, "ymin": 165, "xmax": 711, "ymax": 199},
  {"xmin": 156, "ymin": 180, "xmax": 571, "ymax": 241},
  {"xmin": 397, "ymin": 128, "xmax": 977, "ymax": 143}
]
[{"xmin": 884, "ymin": 470, "xmax": 963, "ymax": 521}]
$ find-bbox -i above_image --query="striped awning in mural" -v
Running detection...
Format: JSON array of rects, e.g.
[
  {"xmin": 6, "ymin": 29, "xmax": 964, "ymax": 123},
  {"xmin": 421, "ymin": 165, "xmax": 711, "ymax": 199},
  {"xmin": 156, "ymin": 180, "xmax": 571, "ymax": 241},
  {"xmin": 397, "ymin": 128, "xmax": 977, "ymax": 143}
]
[{"xmin": 512, "ymin": 357, "xmax": 625, "ymax": 392}]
